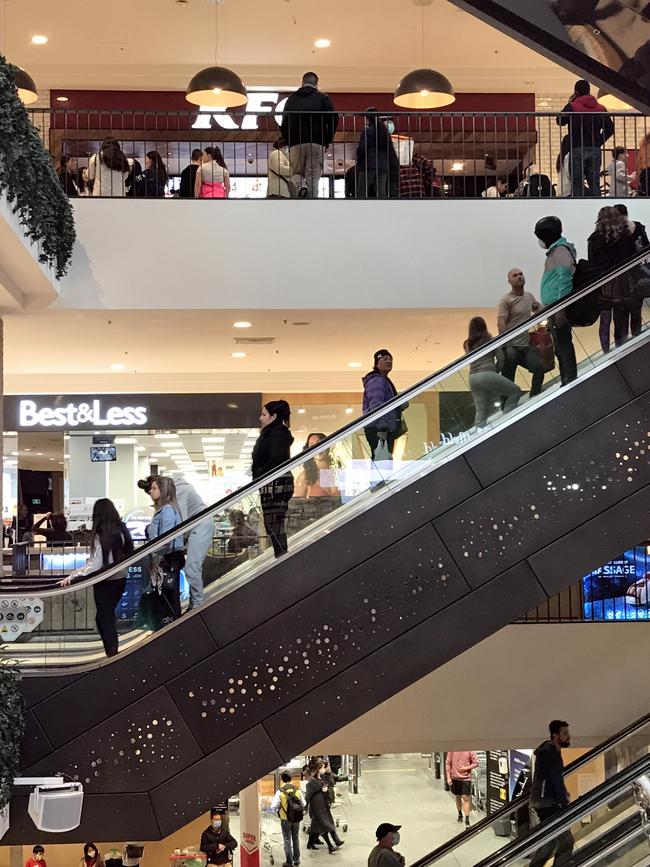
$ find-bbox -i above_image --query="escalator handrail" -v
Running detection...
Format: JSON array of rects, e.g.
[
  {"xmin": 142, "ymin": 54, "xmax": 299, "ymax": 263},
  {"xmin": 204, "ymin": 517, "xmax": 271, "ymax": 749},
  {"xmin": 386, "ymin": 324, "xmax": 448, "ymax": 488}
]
[
  {"xmin": 415, "ymin": 707, "xmax": 650, "ymax": 865},
  {"xmin": 469, "ymin": 752, "xmax": 650, "ymax": 867},
  {"xmin": 4, "ymin": 246, "xmax": 649, "ymax": 596}
]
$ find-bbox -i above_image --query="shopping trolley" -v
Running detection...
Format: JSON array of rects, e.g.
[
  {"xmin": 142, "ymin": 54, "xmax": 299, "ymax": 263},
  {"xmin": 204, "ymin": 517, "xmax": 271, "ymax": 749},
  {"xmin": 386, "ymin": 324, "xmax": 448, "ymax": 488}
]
[
  {"xmin": 261, "ymin": 806, "xmax": 283, "ymax": 866},
  {"xmin": 329, "ymin": 780, "xmax": 350, "ymax": 833}
]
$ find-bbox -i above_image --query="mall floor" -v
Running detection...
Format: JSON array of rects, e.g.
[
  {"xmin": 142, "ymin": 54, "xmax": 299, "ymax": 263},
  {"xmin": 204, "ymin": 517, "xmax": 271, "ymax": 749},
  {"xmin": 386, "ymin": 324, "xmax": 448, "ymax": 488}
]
[{"xmin": 228, "ymin": 755, "xmax": 504, "ymax": 867}]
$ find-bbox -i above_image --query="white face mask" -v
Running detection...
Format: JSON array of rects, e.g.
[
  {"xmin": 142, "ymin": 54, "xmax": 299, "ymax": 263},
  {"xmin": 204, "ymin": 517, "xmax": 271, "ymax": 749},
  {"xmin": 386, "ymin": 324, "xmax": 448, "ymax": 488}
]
[
  {"xmin": 392, "ymin": 832, "xmax": 400, "ymax": 846},
  {"xmin": 212, "ymin": 820, "xmax": 222, "ymax": 830},
  {"xmin": 538, "ymin": 238, "xmax": 547, "ymax": 249},
  {"xmin": 386, "ymin": 121, "xmax": 395, "ymax": 135}
]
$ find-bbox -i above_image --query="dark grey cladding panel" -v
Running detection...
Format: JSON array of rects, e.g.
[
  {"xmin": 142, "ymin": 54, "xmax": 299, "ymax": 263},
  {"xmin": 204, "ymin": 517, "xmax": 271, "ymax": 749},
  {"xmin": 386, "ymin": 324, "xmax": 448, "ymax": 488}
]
[
  {"xmin": 616, "ymin": 340, "xmax": 650, "ymax": 396},
  {"xmin": 151, "ymin": 725, "xmax": 281, "ymax": 837},
  {"xmin": 465, "ymin": 364, "xmax": 634, "ymax": 487},
  {"xmin": 20, "ymin": 710, "xmax": 53, "ymax": 768},
  {"xmin": 264, "ymin": 562, "xmax": 545, "ymax": 757},
  {"xmin": 21, "ymin": 672, "xmax": 85, "ymax": 709},
  {"xmin": 38, "ymin": 614, "xmax": 218, "ymax": 748},
  {"xmin": 169, "ymin": 523, "xmax": 469, "ymax": 753},
  {"xmin": 23, "ymin": 687, "xmax": 203, "ymax": 794},
  {"xmin": 435, "ymin": 395, "xmax": 650, "ymax": 588},
  {"xmin": 4, "ymin": 794, "xmax": 160, "ymax": 844},
  {"xmin": 201, "ymin": 456, "xmax": 480, "ymax": 648},
  {"xmin": 529, "ymin": 485, "xmax": 650, "ymax": 597}
]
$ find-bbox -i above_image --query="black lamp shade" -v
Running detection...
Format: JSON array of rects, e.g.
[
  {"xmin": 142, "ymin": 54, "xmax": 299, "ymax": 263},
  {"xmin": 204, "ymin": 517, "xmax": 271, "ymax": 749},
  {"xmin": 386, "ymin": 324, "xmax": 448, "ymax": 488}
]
[
  {"xmin": 186, "ymin": 65, "xmax": 248, "ymax": 108},
  {"xmin": 12, "ymin": 66, "xmax": 38, "ymax": 105},
  {"xmin": 394, "ymin": 68, "xmax": 455, "ymax": 109}
]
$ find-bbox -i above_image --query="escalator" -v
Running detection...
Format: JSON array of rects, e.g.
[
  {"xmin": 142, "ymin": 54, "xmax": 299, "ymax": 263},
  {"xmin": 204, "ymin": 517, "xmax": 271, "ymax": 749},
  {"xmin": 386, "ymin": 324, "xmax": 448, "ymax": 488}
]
[{"xmin": 4, "ymin": 254, "xmax": 650, "ymax": 842}]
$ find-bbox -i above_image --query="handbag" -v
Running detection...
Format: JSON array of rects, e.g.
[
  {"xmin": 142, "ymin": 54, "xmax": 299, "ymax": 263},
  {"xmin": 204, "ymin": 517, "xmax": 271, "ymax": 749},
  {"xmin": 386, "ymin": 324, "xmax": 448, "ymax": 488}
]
[
  {"xmin": 270, "ymin": 167, "xmax": 297, "ymax": 198},
  {"xmin": 529, "ymin": 325, "xmax": 555, "ymax": 373},
  {"xmin": 136, "ymin": 586, "xmax": 175, "ymax": 630},
  {"xmin": 150, "ymin": 557, "xmax": 178, "ymax": 592}
]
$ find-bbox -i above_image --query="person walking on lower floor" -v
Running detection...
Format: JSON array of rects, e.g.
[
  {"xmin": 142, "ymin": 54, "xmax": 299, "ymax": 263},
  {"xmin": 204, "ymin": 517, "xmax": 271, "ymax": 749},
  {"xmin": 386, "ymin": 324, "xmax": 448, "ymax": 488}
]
[
  {"xmin": 529, "ymin": 720, "xmax": 574, "ymax": 867},
  {"xmin": 534, "ymin": 216, "xmax": 578, "ymax": 386},
  {"xmin": 271, "ymin": 771, "xmax": 305, "ymax": 867},
  {"xmin": 59, "ymin": 498, "xmax": 134, "ymax": 657},
  {"xmin": 446, "ymin": 751, "xmax": 479, "ymax": 829},
  {"xmin": 305, "ymin": 760, "xmax": 345, "ymax": 853},
  {"xmin": 280, "ymin": 72, "xmax": 338, "ymax": 198},
  {"xmin": 464, "ymin": 317, "xmax": 522, "ymax": 428},
  {"xmin": 497, "ymin": 267, "xmax": 546, "ymax": 397}
]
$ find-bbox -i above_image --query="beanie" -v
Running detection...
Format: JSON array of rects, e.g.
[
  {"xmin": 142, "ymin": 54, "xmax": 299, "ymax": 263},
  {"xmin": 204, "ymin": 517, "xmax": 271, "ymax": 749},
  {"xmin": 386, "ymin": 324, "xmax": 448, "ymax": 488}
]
[{"xmin": 534, "ymin": 216, "xmax": 563, "ymax": 249}]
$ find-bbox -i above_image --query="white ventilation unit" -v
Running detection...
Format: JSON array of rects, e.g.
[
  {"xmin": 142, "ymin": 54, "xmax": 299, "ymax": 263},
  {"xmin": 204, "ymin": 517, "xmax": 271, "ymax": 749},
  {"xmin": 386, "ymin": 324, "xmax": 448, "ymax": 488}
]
[{"xmin": 28, "ymin": 783, "xmax": 84, "ymax": 832}]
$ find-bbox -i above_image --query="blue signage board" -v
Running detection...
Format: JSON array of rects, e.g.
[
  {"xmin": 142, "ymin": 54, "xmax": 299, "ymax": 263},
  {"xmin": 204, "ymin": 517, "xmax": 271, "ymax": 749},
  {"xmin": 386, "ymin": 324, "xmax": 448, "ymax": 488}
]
[{"xmin": 583, "ymin": 547, "xmax": 650, "ymax": 621}]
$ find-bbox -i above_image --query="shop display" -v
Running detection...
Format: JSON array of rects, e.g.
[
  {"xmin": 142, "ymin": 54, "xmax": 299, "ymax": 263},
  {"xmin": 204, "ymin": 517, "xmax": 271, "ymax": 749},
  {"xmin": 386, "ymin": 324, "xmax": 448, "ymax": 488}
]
[{"xmin": 583, "ymin": 546, "xmax": 650, "ymax": 620}]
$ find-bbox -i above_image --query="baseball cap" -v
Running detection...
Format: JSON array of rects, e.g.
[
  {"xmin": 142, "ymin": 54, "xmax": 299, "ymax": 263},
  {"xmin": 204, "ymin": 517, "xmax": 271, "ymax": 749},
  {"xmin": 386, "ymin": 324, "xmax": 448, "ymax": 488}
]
[{"xmin": 376, "ymin": 823, "xmax": 401, "ymax": 840}]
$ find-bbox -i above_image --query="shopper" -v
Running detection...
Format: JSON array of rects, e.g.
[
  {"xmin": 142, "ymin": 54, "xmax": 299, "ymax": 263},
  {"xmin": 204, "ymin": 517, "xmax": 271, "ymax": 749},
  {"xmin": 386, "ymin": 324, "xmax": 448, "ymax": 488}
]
[
  {"xmin": 518, "ymin": 165, "xmax": 553, "ymax": 198},
  {"xmin": 179, "ymin": 149, "xmax": 203, "ymax": 198},
  {"xmin": 195, "ymin": 146, "xmax": 230, "ymax": 198},
  {"xmin": 534, "ymin": 216, "xmax": 578, "ymax": 386},
  {"xmin": 58, "ymin": 155, "xmax": 80, "ymax": 197},
  {"xmin": 59, "ymin": 498, "xmax": 134, "ymax": 658},
  {"xmin": 497, "ymin": 268, "xmax": 546, "ymax": 397},
  {"xmin": 556, "ymin": 135, "xmax": 572, "ymax": 198},
  {"xmin": 80, "ymin": 844, "xmax": 105, "ymax": 867},
  {"xmin": 605, "ymin": 147, "xmax": 633, "ymax": 197},
  {"xmin": 482, "ymin": 176, "xmax": 508, "ymax": 198},
  {"xmin": 355, "ymin": 110, "xmax": 400, "ymax": 199},
  {"xmin": 146, "ymin": 476, "xmax": 185, "ymax": 620},
  {"xmin": 280, "ymin": 72, "xmax": 338, "ymax": 198},
  {"xmin": 321, "ymin": 759, "xmax": 349, "ymax": 806},
  {"xmin": 399, "ymin": 150, "xmax": 436, "ymax": 198},
  {"xmin": 267, "ymin": 137, "xmax": 294, "ymax": 198},
  {"xmin": 637, "ymin": 133, "xmax": 650, "ymax": 197},
  {"xmin": 556, "ymin": 80, "xmax": 614, "ymax": 197},
  {"xmin": 588, "ymin": 206, "xmax": 640, "ymax": 352},
  {"xmin": 227, "ymin": 510, "xmax": 258, "ymax": 554},
  {"xmin": 362, "ymin": 350, "xmax": 408, "ymax": 461},
  {"xmin": 446, "ymin": 751, "xmax": 479, "ymax": 829},
  {"xmin": 368, "ymin": 824, "xmax": 404, "ymax": 867},
  {"xmin": 271, "ymin": 770, "xmax": 305, "ymax": 867},
  {"xmin": 200, "ymin": 810, "xmax": 238, "ymax": 866},
  {"xmin": 294, "ymin": 433, "xmax": 339, "ymax": 499},
  {"xmin": 32, "ymin": 512, "xmax": 73, "ymax": 544},
  {"xmin": 166, "ymin": 473, "xmax": 211, "ymax": 609},
  {"xmin": 464, "ymin": 317, "xmax": 522, "ymax": 428},
  {"xmin": 251, "ymin": 400, "xmax": 294, "ymax": 558},
  {"xmin": 305, "ymin": 760, "xmax": 344, "ymax": 852},
  {"xmin": 87, "ymin": 137, "xmax": 133, "ymax": 197},
  {"xmin": 529, "ymin": 720, "xmax": 573, "ymax": 867},
  {"xmin": 127, "ymin": 151, "xmax": 167, "ymax": 198},
  {"xmin": 25, "ymin": 846, "xmax": 46, "ymax": 867}
]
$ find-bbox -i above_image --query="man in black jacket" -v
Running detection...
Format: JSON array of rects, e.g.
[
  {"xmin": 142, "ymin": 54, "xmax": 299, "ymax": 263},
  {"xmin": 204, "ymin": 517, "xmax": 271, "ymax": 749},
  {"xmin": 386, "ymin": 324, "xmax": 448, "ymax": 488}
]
[
  {"xmin": 280, "ymin": 72, "xmax": 338, "ymax": 198},
  {"xmin": 200, "ymin": 810, "xmax": 238, "ymax": 866},
  {"xmin": 529, "ymin": 719, "xmax": 573, "ymax": 867},
  {"xmin": 179, "ymin": 149, "xmax": 203, "ymax": 198}
]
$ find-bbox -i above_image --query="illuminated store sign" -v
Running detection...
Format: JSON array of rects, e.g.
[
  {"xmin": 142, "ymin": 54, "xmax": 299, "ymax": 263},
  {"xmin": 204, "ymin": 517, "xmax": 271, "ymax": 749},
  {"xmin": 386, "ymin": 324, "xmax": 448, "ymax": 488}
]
[
  {"xmin": 192, "ymin": 89, "xmax": 290, "ymax": 130},
  {"xmin": 19, "ymin": 399, "xmax": 148, "ymax": 428}
]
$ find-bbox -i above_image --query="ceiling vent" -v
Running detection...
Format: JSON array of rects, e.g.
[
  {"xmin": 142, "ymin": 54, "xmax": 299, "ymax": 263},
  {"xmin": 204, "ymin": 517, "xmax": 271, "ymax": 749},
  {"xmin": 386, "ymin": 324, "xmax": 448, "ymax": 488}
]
[{"xmin": 233, "ymin": 336, "xmax": 276, "ymax": 345}]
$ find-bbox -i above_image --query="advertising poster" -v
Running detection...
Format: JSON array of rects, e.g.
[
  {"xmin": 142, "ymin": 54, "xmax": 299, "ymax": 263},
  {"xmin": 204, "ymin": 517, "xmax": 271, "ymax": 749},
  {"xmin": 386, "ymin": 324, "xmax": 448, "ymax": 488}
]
[
  {"xmin": 583, "ymin": 547, "xmax": 650, "ymax": 620},
  {"xmin": 509, "ymin": 749, "xmax": 532, "ymax": 800},
  {"xmin": 487, "ymin": 750, "xmax": 510, "ymax": 816}
]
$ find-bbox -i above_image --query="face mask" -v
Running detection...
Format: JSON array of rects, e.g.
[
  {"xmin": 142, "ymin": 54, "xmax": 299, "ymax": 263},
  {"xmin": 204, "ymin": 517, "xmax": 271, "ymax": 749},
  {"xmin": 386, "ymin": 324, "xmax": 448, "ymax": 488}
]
[
  {"xmin": 212, "ymin": 820, "xmax": 222, "ymax": 830},
  {"xmin": 386, "ymin": 121, "xmax": 395, "ymax": 135},
  {"xmin": 392, "ymin": 833, "xmax": 400, "ymax": 846},
  {"xmin": 538, "ymin": 238, "xmax": 547, "ymax": 249}
]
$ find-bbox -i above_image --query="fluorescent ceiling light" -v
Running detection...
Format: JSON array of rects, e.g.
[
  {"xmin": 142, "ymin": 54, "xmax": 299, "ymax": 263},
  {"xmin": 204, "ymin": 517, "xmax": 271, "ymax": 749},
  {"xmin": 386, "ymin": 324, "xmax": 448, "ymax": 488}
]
[
  {"xmin": 314, "ymin": 38, "xmax": 331, "ymax": 48},
  {"xmin": 150, "ymin": 452, "xmax": 168, "ymax": 458},
  {"xmin": 233, "ymin": 321, "xmax": 252, "ymax": 328},
  {"xmin": 203, "ymin": 437, "xmax": 225, "ymax": 442},
  {"xmin": 135, "ymin": 446, "xmax": 146, "ymax": 452},
  {"xmin": 31, "ymin": 35, "xmax": 48, "ymax": 45},
  {"xmin": 231, "ymin": 352, "xmax": 247, "ymax": 358},
  {"xmin": 155, "ymin": 433, "xmax": 179, "ymax": 439},
  {"xmin": 114, "ymin": 437, "xmax": 138, "ymax": 444}
]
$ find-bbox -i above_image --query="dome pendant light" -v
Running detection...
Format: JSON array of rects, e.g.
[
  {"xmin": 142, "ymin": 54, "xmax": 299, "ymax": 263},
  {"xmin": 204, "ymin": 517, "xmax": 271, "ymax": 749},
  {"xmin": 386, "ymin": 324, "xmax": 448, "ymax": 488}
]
[
  {"xmin": 185, "ymin": 0, "xmax": 247, "ymax": 108},
  {"xmin": 12, "ymin": 65, "xmax": 39, "ymax": 104},
  {"xmin": 394, "ymin": 68, "xmax": 455, "ymax": 109}
]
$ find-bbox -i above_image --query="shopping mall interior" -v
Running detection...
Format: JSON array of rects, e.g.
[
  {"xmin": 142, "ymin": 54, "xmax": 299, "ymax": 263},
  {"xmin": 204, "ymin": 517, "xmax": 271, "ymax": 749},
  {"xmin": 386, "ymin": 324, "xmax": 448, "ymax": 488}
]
[{"xmin": 0, "ymin": 1, "xmax": 650, "ymax": 866}]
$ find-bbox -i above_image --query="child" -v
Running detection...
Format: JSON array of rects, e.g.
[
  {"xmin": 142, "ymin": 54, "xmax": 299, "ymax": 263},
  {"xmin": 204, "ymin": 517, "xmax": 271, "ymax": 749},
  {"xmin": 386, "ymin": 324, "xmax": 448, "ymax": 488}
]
[{"xmin": 26, "ymin": 846, "xmax": 46, "ymax": 867}]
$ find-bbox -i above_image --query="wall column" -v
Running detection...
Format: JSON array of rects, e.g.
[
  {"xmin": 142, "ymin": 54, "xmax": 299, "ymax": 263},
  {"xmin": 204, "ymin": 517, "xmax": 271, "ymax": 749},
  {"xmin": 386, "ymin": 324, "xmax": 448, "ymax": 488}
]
[{"xmin": 239, "ymin": 782, "xmax": 261, "ymax": 867}]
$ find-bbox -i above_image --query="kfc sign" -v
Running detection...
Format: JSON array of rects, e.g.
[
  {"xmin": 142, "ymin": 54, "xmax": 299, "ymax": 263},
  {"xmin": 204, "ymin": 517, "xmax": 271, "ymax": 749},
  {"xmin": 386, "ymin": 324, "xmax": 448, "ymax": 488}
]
[{"xmin": 192, "ymin": 89, "xmax": 290, "ymax": 130}]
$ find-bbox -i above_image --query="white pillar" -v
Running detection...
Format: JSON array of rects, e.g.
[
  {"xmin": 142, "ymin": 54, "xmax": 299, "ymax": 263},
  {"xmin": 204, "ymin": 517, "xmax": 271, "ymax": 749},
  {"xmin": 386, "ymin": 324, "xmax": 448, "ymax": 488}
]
[{"xmin": 239, "ymin": 782, "xmax": 261, "ymax": 867}]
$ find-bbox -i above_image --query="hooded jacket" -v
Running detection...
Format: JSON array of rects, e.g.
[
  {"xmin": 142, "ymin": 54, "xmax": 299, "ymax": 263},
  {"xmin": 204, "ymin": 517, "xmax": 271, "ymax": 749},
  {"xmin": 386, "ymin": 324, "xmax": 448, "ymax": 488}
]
[
  {"xmin": 280, "ymin": 85, "xmax": 338, "ymax": 147},
  {"xmin": 540, "ymin": 238, "xmax": 577, "ymax": 307},
  {"xmin": 530, "ymin": 740, "xmax": 569, "ymax": 810},
  {"xmin": 170, "ymin": 474, "xmax": 206, "ymax": 521},
  {"xmin": 362, "ymin": 371, "xmax": 400, "ymax": 433},
  {"xmin": 557, "ymin": 93, "xmax": 614, "ymax": 148}
]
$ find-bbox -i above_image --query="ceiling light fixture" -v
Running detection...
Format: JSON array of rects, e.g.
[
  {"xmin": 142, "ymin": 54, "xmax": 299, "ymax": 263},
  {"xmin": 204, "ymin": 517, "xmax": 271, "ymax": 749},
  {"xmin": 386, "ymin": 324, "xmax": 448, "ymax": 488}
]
[
  {"xmin": 185, "ymin": 0, "xmax": 247, "ymax": 107},
  {"xmin": 314, "ymin": 38, "xmax": 331, "ymax": 48},
  {"xmin": 394, "ymin": 2, "xmax": 454, "ymax": 109},
  {"xmin": 109, "ymin": 362, "xmax": 126, "ymax": 371},
  {"xmin": 154, "ymin": 433, "xmax": 179, "ymax": 439},
  {"xmin": 31, "ymin": 34, "xmax": 48, "ymax": 45},
  {"xmin": 56, "ymin": 95, "xmax": 69, "ymax": 102},
  {"xmin": 347, "ymin": 361, "xmax": 362, "ymax": 368},
  {"xmin": 12, "ymin": 66, "xmax": 38, "ymax": 104},
  {"xmin": 135, "ymin": 446, "xmax": 146, "ymax": 452},
  {"xmin": 114, "ymin": 437, "xmax": 138, "ymax": 445},
  {"xmin": 345, "ymin": 408, "xmax": 354, "ymax": 414},
  {"xmin": 231, "ymin": 351, "xmax": 247, "ymax": 358},
  {"xmin": 233, "ymin": 321, "xmax": 252, "ymax": 329}
]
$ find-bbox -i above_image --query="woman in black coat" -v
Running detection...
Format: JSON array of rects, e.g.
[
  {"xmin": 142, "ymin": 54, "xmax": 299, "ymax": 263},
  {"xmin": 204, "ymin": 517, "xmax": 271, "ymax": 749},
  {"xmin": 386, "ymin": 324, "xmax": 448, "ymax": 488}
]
[
  {"xmin": 305, "ymin": 761, "xmax": 344, "ymax": 853},
  {"xmin": 251, "ymin": 399, "xmax": 294, "ymax": 557}
]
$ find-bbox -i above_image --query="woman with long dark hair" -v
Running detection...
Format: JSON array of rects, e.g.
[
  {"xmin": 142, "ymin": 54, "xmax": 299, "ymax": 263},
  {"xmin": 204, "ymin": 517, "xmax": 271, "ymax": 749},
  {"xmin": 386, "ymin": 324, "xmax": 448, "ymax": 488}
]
[
  {"xmin": 251, "ymin": 400, "xmax": 294, "ymax": 558},
  {"xmin": 294, "ymin": 433, "xmax": 339, "ymax": 499},
  {"xmin": 146, "ymin": 476, "xmax": 185, "ymax": 620},
  {"xmin": 464, "ymin": 316, "xmax": 522, "ymax": 428},
  {"xmin": 305, "ymin": 759, "xmax": 345, "ymax": 853},
  {"xmin": 80, "ymin": 843, "xmax": 105, "ymax": 867},
  {"xmin": 87, "ymin": 137, "xmax": 133, "ymax": 197},
  {"xmin": 58, "ymin": 154, "xmax": 80, "ymax": 197},
  {"xmin": 355, "ymin": 109, "xmax": 400, "ymax": 198},
  {"xmin": 127, "ymin": 150, "xmax": 168, "ymax": 198},
  {"xmin": 59, "ymin": 498, "xmax": 134, "ymax": 657},
  {"xmin": 195, "ymin": 146, "xmax": 231, "ymax": 198}
]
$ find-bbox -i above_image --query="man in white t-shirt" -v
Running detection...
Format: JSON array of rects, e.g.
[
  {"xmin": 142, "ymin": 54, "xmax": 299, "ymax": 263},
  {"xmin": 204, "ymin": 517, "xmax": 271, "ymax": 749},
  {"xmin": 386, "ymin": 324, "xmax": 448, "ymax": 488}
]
[{"xmin": 497, "ymin": 268, "xmax": 546, "ymax": 396}]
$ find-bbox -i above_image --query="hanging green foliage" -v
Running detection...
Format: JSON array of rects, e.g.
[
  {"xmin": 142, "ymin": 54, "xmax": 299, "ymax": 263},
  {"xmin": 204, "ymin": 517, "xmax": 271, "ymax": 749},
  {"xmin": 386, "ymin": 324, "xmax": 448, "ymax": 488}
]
[
  {"xmin": 0, "ymin": 661, "xmax": 24, "ymax": 811},
  {"xmin": 0, "ymin": 55, "xmax": 75, "ymax": 279}
]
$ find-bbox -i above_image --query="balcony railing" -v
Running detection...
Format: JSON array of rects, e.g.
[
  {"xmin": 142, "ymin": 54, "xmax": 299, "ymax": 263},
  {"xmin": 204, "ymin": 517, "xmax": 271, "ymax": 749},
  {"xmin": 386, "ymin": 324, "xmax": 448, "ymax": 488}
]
[{"xmin": 29, "ymin": 107, "xmax": 650, "ymax": 200}]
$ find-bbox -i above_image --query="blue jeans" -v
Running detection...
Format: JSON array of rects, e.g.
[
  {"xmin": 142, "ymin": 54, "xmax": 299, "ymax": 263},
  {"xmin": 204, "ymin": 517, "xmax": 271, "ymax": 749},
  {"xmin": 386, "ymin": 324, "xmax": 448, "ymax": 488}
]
[
  {"xmin": 571, "ymin": 146, "xmax": 601, "ymax": 197},
  {"xmin": 281, "ymin": 820, "xmax": 300, "ymax": 865}
]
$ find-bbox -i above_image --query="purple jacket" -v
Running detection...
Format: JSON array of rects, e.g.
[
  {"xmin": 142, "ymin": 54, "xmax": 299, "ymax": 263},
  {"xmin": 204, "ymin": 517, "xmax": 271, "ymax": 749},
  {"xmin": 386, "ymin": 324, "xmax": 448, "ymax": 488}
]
[{"xmin": 362, "ymin": 371, "xmax": 400, "ymax": 432}]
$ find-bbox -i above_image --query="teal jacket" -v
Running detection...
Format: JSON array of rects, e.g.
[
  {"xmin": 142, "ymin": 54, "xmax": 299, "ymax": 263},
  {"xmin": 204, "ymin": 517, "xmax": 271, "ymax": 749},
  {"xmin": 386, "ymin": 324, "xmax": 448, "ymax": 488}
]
[{"xmin": 540, "ymin": 237, "xmax": 577, "ymax": 307}]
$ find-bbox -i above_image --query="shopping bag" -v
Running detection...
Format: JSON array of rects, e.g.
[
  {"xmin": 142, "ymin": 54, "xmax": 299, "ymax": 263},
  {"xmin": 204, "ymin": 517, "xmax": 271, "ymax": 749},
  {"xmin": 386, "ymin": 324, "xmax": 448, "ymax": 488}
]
[
  {"xmin": 136, "ymin": 587, "xmax": 175, "ymax": 630},
  {"xmin": 529, "ymin": 326, "xmax": 555, "ymax": 373},
  {"xmin": 374, "ymin": 439, "xmax": 392, "ymax": 463}
]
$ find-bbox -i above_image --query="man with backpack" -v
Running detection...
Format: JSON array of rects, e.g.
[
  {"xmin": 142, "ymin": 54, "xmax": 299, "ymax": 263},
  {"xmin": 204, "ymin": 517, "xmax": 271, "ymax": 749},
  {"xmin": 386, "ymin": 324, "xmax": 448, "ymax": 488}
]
[{"xmin": 271, "ymin": 771, "xmax": 306, "ymax": 867}]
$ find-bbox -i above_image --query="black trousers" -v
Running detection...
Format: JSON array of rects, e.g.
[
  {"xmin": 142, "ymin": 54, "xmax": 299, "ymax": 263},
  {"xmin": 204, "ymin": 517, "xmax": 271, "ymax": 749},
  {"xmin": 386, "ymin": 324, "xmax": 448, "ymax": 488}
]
[
  {"xmin": 529, "ymin": 805, "xmax": 574, "ymax": 867},
  {"xmin": 162, "ymin": 551, "xmax": 184, "ymax": 620},
  {"xmin": 364, "ymin": 428, "xmax": 396, "ymax": 461},
  {"xmin": 549, "ymin": 317, "xmax": 577, "ymax": 386},
  {"xmin": 93, "ymin": 577, "xmax": 127, "ymax": 657},
  {"xmin": 260, "ymin": 477, "xmax": 294, "ymax": 558},
  {"xmin": 501, "ymin": 344, "xmax": 546, "ymax": 396}
]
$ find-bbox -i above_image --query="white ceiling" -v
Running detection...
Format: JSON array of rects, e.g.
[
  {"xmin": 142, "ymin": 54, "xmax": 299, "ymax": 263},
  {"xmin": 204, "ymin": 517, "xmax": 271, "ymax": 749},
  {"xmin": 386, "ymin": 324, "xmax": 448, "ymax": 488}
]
[{"xmin": 2, "ymin": 0, "xmax": 574, "ymax": 92}]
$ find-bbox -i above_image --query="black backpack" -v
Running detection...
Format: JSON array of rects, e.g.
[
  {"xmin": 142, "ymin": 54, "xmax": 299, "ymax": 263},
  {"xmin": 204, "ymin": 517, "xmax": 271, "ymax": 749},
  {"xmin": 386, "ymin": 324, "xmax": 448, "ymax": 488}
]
[
  {"xmin": 282, "ymin": 784, "xmax": 304, "ymax": 823},
  {"xmin": 565, "ymin": 257, "xmax": 603, "ymax": 327}
]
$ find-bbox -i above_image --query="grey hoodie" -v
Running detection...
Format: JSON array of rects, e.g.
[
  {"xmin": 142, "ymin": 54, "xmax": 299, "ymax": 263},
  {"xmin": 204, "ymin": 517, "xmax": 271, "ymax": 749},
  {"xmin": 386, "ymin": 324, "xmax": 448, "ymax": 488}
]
[{"xmin": 171, "ymin": 473, "xmax": 207, "ymax": 522}]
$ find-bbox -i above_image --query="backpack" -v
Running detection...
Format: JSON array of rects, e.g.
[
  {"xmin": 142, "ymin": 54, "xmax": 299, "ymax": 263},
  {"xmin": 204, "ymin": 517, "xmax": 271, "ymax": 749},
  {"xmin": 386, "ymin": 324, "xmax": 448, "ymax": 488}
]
[
  {"xmin": 565, "ymin": 257, "xmax": 603, "ymax": 327},
  {"xmin": 282, "ymin": 784, "xmax": 304, "ymax": 823}
]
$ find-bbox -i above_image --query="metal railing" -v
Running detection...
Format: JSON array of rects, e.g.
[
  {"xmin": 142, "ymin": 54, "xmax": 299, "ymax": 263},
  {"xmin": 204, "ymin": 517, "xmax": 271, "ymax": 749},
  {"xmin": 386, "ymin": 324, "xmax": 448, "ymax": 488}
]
[{"xmin": 29, "ymin": 107, "xmax": 650, "ymax": 199}]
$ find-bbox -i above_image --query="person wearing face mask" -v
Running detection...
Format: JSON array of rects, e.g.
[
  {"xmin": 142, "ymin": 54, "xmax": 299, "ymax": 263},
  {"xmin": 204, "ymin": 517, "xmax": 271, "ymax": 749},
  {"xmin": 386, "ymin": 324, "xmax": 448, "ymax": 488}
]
[
  {"xmin": 368, "ymin": 824, "xmax": 405, "ymax": 867},
  {"xmin": 80, "ymin": 844, "xmax": 105, "ymax": 867},
  {"xmin": 200, "ymin": 810, "xmax": 238, "ymax": 866},
  {"xmin": 529, "ymin": 720, "xmax": 574, "ymax": 867},
  {"xmin": 305, "ymin": 759, "xmax": 345, "ymax": 853},
  {"xmin": 355, "ymin": 110, "xmax": 400, "ymax": 199}
]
